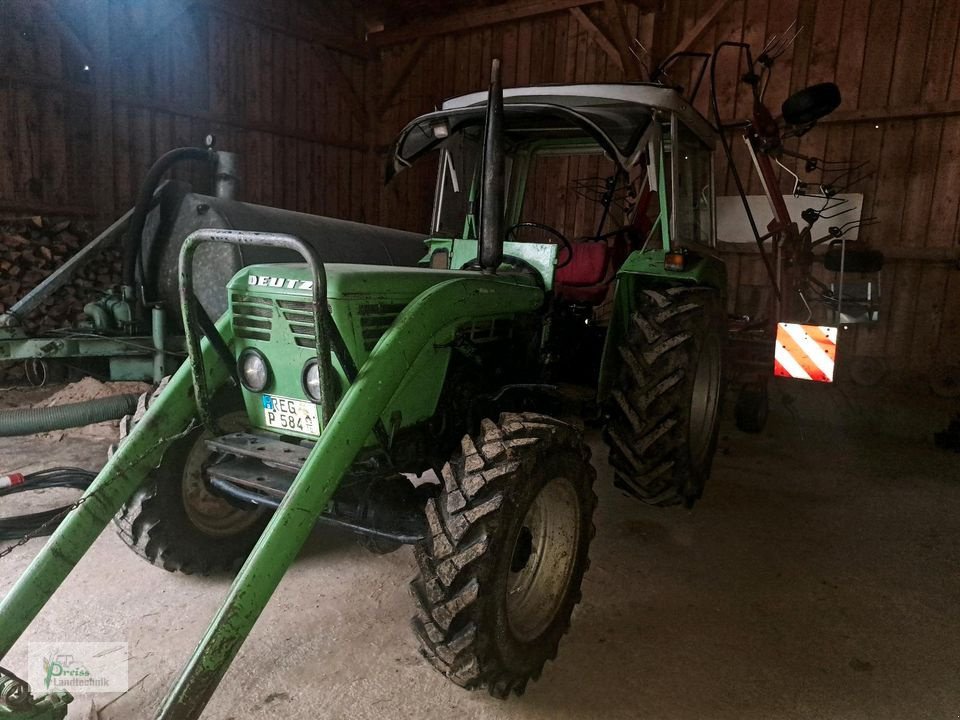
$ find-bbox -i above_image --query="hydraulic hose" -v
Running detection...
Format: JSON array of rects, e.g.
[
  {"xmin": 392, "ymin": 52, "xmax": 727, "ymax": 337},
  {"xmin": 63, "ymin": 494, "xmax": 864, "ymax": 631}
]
[
  {"xmin": 0, "ymin": 467, "xmax": 95, "ymax": 541},
  {"xmin": 0, "ymin": 394, "xmax": 138, "ymax": 437},
  {"xmin": 122, "ymin": 146, "xmax": 213, "ymax": 288}
]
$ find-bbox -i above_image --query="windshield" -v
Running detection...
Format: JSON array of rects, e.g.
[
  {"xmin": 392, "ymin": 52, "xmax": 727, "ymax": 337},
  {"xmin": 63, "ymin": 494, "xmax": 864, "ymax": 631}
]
[{"xmin": 431, "ymin": 132, "xmax": 482, "ymax": 238}]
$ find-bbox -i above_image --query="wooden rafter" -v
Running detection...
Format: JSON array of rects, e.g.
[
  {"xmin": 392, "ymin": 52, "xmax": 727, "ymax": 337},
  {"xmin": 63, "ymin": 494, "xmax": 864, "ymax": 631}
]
[
  {"xmin": 208, "ymin": 0, "xmax": 371, "ymax": 57},
  {"xmin": 311, "ymin": 42, "xmax": 371, "ymax": 130},
  {"xmin": 601, "ymin": 0, "xmax": 643, "ymax": 80},
  {"xmin": 117, "ymin": 0, "xmax": 371, "ymax": 60},
  {"xmin": 379, "ymin": 38, "xmax": 428, "ymax": 112},
  {"xmin": 370, "ymin": 0, "xmax": 659, "ymax": 47},
  {"xmin": 16, "ymin": 0, "xmax": 94, "ymax": 70},
  {"xmin": 665, "ymin": 0, "xmax": 734, "ymax": 58},
  {"xmin": 821, "ymin": 99, "xmax": 960, "ymax": 125},
  {"xmin": 113, "ymin": 1, "xmax": 200, "ymax": 63},
  {"xmin": 569, "ymin": 8, "xmax": 623, "ymax": 72}
]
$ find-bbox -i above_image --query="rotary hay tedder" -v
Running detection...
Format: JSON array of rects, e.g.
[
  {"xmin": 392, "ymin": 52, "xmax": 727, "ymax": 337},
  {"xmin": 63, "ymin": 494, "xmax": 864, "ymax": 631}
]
[{"xmin": 0, "ymin": 40, "xmax": 872, "ymax": 718}]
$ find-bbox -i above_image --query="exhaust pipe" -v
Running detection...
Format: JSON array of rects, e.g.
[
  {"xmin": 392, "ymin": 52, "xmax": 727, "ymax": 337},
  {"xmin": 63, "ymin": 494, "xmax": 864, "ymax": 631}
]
[{"xmin": 479, "ymin": 58, "xmax": 505, "ymax": 273}]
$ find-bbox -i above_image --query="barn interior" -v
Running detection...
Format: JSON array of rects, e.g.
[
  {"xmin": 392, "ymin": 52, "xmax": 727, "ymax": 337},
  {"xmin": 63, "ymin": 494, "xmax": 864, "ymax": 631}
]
[{"xmin": 0, "ymin": 1, "xmax": 958, "ymax": 718}]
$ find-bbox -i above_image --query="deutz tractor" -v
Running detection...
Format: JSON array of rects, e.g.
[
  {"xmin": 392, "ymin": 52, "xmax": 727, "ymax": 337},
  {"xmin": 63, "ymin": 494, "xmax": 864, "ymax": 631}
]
[{"xmin": 0, "ymin": 60, "xmax": 727, "ymax": 717}]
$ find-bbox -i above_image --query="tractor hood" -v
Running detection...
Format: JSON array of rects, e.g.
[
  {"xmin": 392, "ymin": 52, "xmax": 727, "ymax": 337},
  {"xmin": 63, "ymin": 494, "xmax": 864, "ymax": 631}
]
[{"xmin": 228, "ymin": 262, "xmax": 485, "ymax": 301}]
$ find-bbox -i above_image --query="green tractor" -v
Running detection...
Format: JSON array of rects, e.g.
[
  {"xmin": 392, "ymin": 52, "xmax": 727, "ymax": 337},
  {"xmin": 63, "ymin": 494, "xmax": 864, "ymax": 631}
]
[{"xmin": 0, "ymin": 59, "xmax": 725, "ymax": 717}]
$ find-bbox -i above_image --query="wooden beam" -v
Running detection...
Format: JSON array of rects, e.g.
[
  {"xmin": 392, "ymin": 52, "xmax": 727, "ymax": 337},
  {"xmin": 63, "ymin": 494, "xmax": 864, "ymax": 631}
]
[
  {"xmin": 310, "ymin": 42, "xmax": 370, "ymax": 130},
  {"xmin": 33, "ymin": 0, "xmax": 94, "ymax": 70},
  {"xmin": 665, "ymin": 0, "xmax": 734, "ymax": 57},
  {"xmin": 204, "ymin": 0, "xmax": 371, "ymax": 58},
  {"xmin": 113, "ymin": 1, "xmax": 200, "ymax": 64},
  {"xmin": 370, "ymin": 0, "xmax": 659, "ymax": 47},
  {"xmin": 602, "ymin": 0, "xmax": 642, "ymax": 80},
  {"xmin": 570, "ymin": 8, "xmax": 623, "ymax": 72},
  {"xmin": 821, "ymin": 100, "xmax": 960, "ymax": 125},
  {"xmin": 0, "ymin": 71, "xmax": 93, "ymax": 97},
  {"xmin": 115, "ymin": 0, "xmax": 371, "ymax": 62},
  {"xmin": 111, "ymin": 90, "xmax": 370, "ymax": 152},
  {"xmin": 292, "ymin": 0, "xmax": 358, "ymax": 40},
  {"xmin": 379, "ymin": 38, "xmax": 427, "ymax": 112},
  {"xmin": 0, "ymin": 198, "xmax": 96, "ymax": 216}
]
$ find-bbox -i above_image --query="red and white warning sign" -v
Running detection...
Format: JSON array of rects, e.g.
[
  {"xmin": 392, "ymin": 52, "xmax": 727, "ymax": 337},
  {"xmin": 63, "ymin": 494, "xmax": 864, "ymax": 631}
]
[{"xmin": 773, "ymin": 323, "xmax": 838, "ymax": 383}]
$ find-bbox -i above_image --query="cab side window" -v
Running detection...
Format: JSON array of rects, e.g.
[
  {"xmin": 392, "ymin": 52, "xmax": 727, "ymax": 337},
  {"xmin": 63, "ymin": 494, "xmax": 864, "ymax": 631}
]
[{"xmin": 674, "ymin": 123, "xmax": 714, "ymax": 247}]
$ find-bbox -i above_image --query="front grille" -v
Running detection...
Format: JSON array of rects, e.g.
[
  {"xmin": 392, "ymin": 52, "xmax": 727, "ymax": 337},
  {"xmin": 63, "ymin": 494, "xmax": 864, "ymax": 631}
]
[
  {"xmin": 358, "ymin": 303, "xmax": 406, "ymax": 351},
  {"xmin": 278, "ymin": 299, "xmax": 318, "ymax": 348},
  {"xmin": 231, "ymin": 295, "xmax": 408, "ymax": 352},
  {"xmin": 231, "ymin": 293, "xmax": 273, "ymax": 341}
]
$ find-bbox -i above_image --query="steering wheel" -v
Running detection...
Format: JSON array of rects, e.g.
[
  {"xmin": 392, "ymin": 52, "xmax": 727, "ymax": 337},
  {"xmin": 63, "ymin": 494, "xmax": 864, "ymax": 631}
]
[{"xmin": 505, "ymin": 222, "xmax": 574, "ymax": 269}]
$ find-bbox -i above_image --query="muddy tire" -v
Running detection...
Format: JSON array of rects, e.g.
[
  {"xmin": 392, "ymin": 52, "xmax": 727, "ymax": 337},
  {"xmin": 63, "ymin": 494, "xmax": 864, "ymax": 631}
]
[
  {"xmin": 605, "ymin": 286, "xmax": 725, "ymax": 507},
  {"xmin": 110, "ymin": 378, "xmax": 267, "ymax": 574},
  {"xmin": 411, "ymin": 412, "xmax": 596, "ymax": 698}
]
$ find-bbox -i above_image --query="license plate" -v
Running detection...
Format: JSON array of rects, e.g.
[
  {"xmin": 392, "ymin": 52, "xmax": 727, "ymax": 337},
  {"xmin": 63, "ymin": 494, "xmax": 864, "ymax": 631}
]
[{"xmin": 261, "ymin": 394, "xmax": 320, "ymax": 435}]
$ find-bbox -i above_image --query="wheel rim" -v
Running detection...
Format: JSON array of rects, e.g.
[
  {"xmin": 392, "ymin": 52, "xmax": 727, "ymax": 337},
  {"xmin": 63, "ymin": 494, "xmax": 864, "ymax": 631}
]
[
  {"xmin": 505, "ymin": 476, "xmax": 581, "ymax": 643},
  {"xmin": 689, "ymin": 331, "xmax": 722, "ymax": 468},
  {"xmin": 181, "ymin": 412, "xmax": 262, "ymax": 537}
]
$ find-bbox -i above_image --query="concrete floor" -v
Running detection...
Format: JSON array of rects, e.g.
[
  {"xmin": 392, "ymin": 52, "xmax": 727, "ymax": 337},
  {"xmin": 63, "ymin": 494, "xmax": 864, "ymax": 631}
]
[{"xmin": 1, "ymin": 380, "xmax": 958, "ymax": 719}]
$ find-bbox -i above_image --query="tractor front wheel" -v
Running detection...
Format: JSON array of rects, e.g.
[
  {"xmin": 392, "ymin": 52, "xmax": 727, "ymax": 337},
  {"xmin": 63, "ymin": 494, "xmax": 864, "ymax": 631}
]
[
  {"xmin": 411, "ymin": 412, "xmax": 596, "ymax": 698},
  {"xmin": 111, "ymin": 379, "xmax": 268, "ymax": 574}
]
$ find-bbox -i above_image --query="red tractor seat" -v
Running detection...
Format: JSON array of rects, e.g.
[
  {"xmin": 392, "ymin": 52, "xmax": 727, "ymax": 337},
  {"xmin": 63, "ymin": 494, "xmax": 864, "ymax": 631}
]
[{"xmin": 555, "ymin": 242, "xmax": 612, "ymax": 304}]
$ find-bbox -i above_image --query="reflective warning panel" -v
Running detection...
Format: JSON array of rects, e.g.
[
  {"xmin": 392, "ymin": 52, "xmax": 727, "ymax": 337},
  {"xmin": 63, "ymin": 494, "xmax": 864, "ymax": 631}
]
[{"xmin": 774, "ymin": 323, "xmax": 838, "ymax": 383}]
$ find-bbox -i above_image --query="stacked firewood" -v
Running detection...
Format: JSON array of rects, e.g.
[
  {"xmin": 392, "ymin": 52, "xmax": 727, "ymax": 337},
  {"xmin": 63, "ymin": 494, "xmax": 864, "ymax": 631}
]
[{"xmin": 0, "ymin": 215, "xmax": 122, "ymax": 333}]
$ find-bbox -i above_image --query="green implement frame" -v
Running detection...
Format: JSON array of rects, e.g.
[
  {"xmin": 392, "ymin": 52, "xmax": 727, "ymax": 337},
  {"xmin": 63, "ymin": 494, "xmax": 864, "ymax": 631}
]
[{"xmin": 0, "ymin": 228, "xmax": 543, "ymax": 719}]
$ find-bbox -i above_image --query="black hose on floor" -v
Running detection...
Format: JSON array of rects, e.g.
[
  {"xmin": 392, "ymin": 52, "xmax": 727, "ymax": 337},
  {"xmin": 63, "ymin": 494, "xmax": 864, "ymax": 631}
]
[
  {"xmin": 0, "ymin": 394, "xmax": 139, "ymax": 437},
  {"xmin": 0, "ymin": 467, "xmax": 95, "ymax": 541}
]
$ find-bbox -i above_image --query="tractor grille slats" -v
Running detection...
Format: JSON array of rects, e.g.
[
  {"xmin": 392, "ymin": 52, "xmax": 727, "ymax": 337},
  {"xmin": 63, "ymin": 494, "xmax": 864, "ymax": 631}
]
[
  {"xmin": 230, "ymin": 296, "xmax": 415, "ymax": 352},
  {"xmin": 231, "ymin": 293, "xmax": 273, "ymax": 341},
  {"xmin": 278, "ymin": 299, "xmax": 320, "ymax": 348}
]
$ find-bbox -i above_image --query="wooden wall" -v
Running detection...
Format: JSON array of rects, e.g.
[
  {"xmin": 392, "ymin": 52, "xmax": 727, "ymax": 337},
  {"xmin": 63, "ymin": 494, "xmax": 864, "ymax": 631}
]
[
  {"xmin": 657, "ymin": 0, "xmax": 960, "ymax": 375},
  {"xmin": 375, "ymin": 0, "xmax": 960, "ymax": 376},
  {"xmin": 0, "ymin": 0, "xmax": 380, "ymax": 225},
  {"xmin": 1, "ymin": 0, "xmax": 957, "ymax": 376}
]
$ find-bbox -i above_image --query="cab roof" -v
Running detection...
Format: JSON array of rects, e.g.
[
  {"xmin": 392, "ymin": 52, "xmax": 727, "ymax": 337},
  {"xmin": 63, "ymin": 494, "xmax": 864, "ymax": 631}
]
[
  {"xmin": 443, "ymin": 82, "xmax": 715, "ymax": 145},
  {"xmin": 387, "ymin": 82, "xmax": 716, "ymax": 179}
]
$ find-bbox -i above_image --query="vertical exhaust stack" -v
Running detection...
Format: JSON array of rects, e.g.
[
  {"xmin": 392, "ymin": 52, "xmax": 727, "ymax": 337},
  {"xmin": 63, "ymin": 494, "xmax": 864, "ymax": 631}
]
[{"xmin": 479, "ymin": 58, "xmax": 505, "ymax": 273}]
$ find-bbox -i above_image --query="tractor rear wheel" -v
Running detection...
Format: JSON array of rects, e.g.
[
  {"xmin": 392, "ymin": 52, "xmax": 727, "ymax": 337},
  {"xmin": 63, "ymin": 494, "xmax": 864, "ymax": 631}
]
[
  {"xmin": 410, "ymin": 412, "xmax": 596, "ymax": 698},
  {"xmin": 110, "ymin": 378, "xmax": 267, "ymax": 574},
  {"xmin": 605, "ymin": 286, "xmax": 725, "ymax": 506}
]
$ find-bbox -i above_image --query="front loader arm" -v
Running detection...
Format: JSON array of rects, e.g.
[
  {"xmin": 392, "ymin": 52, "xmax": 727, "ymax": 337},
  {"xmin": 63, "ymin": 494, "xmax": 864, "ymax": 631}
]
[{"xmin": 0, "ymin": 243, "xmax": 542, "ymax": 719}]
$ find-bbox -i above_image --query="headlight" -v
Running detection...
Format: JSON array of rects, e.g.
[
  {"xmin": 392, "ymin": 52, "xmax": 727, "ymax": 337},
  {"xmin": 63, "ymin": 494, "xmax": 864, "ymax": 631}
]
[
  {"xmin": 238, "ymin": 349, "xmax": 269, "ymax": 392},
  {"xmin": 302, "ymin": 360, "xmax": 323, "ymax": 403}
]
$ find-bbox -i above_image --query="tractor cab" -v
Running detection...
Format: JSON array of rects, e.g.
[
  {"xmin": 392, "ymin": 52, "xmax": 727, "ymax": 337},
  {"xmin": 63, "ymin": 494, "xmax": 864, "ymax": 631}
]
[
  {"xmin": 388, "ymin": 84, "xmax": 722, "ymax": 385},
  {"xmin": 389, "ymin": 83, "xmax": 720, "ymax": 316}
]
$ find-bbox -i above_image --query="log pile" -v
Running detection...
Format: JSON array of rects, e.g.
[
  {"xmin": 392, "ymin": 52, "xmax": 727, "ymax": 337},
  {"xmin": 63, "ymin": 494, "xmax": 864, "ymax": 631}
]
[
  {"xmin": 0, "ymin": 215, "xmax": 121, "ymax": 333},
  {"xmin": 0, "ymin": 214, "xmax": 123, "ymax": 384}
]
